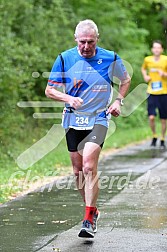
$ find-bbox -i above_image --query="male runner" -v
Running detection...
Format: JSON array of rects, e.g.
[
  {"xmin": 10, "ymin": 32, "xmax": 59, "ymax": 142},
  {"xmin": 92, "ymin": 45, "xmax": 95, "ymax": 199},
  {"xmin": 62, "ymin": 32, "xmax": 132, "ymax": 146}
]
[
  {"xmin": 45, "ymin": 19, "xmax": 130, "ymax": 238},
  {"xmin": 141, "ymin": 40, "xmax": 167, "ymax": 148}
]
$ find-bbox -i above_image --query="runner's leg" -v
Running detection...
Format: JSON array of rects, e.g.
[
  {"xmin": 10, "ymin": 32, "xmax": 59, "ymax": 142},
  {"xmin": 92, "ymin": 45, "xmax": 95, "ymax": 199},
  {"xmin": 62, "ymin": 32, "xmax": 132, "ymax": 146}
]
[
  {"xmin": 158, "ymin": 95, "xmax": 167, "ymax": 141},
  {"xmin": 149, "ymin": 115, "xmax": 156, "ymax": 136},
  {"xmin": 147, "ymin": 95, "xmax": 157, "ymax": 140},
  {"xmin": 160, "ymin": 119, "xmax": 167, "ymax": 140},
  {"xmin": 70, "ymin": 152, "xmax": 85, "ymax": 202},
  {"xmin": 82, "ymin": 142, "xmax": 101, "ymax": 207},
  {"xmin": 80, "ymin": 142, "xmax": 101, "ymax": 225}
]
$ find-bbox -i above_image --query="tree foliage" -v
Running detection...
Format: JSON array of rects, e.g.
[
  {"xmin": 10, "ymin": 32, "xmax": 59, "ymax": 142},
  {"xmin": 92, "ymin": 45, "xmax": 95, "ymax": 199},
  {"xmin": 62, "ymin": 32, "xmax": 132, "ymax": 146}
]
[{"xmin": 0, "ymin": 0, "xmax": 166, "ymax": 151}]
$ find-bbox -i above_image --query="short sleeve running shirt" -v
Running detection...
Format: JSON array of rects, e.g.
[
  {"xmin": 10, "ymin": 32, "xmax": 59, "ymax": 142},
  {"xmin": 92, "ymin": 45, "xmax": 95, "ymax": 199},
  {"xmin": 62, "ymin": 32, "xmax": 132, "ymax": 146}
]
[
  {"xmin": 48, "ymin": 46, "xmax": 128, "ymax": 129},
  {"xmin": 142, "ymin": 55, "xmax": 167, "ymax": 95}
]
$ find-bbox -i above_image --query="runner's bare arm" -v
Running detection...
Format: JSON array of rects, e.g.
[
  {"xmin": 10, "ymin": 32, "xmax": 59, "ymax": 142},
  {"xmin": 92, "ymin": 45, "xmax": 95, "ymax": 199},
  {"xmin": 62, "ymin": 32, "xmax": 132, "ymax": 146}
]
[
  {"xmin": 117, "ymin": 75, "xmax": 131, "ymax": 99},
  {"xmin": 107, "ymin": 75, "xmax": 131, "ymax": 117},
  {"xmin": 141, "ymin": 67, "xmax": 151, "ymax": 82},
  {"xmin": 156, "ymin": 69, "xmax": 167, "ymax": 77},
  {"xmin": 45, "ymin": 85, "xmax": 83, "ymax": 109}
]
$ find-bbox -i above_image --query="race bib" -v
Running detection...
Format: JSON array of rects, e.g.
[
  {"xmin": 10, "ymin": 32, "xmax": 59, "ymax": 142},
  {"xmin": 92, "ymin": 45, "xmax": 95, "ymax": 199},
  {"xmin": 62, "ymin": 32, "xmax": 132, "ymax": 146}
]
[
  {"xmin": 151, "ymin": 81, "xmax": 162, "ymax": 91},
  {"xmin": 62, "ymin": 110, "xmax": 95, "ymax": 129},
  {"xmin": 69, "ymin": 113, "xmax": 95, "ymax": 130}
]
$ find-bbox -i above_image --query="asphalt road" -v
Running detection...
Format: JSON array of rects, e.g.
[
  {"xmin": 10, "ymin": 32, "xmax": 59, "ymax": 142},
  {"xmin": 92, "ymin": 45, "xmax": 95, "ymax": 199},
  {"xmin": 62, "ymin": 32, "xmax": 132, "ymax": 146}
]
[{"xmin": 0, "ymin": 140, "xmax": 167, "ymax": 252}]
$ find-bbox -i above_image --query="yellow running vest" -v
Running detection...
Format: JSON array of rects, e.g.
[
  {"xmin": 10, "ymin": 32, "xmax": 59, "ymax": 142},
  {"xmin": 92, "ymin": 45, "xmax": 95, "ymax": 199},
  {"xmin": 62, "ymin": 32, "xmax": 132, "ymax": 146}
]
[{"xmin": 142, "ymin": 55, "xmax": 167, "ymax": 94}]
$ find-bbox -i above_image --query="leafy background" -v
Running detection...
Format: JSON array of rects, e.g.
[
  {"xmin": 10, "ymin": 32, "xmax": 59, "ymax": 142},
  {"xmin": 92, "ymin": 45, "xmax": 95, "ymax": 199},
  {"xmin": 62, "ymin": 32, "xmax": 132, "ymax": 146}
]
[{"xmin": 0, "ymin": 0, "xmax": 167, "ymax": 201}]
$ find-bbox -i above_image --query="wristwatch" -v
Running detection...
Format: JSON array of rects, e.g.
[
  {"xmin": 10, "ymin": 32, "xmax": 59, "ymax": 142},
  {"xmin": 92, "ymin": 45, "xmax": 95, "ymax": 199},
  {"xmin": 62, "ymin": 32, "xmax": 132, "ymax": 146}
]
[{"xmin": 115, "ymin": 98, "xmax": 124, "ymax": 106}]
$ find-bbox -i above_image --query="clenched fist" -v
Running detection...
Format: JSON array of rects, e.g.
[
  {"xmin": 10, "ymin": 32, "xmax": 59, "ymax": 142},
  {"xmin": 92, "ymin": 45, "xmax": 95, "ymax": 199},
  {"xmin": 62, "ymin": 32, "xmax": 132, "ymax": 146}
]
[{"xmin": 68, "ymin": 97, "xmax": 83, "ymax": 109}]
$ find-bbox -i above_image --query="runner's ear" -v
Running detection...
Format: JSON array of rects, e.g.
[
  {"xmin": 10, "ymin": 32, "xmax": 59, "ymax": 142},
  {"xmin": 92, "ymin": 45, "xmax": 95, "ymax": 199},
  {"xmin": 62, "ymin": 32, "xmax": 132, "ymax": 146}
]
[{"xmin": 74, "ymin": 34, "xmax": 77, "ymax": 42}]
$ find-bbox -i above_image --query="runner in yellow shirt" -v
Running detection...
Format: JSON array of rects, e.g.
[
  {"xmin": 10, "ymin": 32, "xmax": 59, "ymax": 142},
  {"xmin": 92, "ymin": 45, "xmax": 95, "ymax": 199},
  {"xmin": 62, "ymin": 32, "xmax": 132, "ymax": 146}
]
[{"xmin": 141, "ymin": 40, "xmax": 167, "ymax": 148}]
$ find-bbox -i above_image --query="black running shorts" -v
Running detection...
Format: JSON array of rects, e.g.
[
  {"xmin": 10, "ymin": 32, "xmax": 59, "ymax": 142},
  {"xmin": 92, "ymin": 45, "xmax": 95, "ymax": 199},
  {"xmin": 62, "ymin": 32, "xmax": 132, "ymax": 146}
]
[
  {"xmin": 147, "ymin": 94, "xmax": 167, "ymax": 119},
  {"xmin": 65, "ymin": 124, "xmax": 108, "ymax": 152}
]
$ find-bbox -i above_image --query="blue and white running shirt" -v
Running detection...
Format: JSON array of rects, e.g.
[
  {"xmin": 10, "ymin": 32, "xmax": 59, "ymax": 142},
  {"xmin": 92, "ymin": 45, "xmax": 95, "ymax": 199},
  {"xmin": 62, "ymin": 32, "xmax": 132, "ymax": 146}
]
[{"xmin": 48, "ymin": 46, "xmax": 128, "ymax": 129}]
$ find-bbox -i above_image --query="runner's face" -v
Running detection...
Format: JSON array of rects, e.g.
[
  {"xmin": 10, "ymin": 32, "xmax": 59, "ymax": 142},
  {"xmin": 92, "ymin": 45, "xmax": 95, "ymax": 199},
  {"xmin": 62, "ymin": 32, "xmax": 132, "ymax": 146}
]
[
  {"xmin": 75, "ymin": 32, "xmax": 98, "ymax": 58},
  {"xmin": 152, "ymin": 43, "xmax": 163, "ymax": 57}
]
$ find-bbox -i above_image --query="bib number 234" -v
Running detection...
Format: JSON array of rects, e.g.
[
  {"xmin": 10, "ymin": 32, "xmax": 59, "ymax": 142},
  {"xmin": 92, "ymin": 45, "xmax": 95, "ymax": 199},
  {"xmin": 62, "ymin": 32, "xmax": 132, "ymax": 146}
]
[{"xmin": 76, "ymin": 116, "xmax": 89, "ymax": 125}]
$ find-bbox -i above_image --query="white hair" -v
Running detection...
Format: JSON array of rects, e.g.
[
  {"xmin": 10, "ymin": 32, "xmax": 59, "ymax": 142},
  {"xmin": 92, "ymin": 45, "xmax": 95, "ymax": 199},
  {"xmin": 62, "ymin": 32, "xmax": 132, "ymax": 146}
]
[{"xmin": 74, "ymin": 19, "xmax": 99, "ymax": 38}]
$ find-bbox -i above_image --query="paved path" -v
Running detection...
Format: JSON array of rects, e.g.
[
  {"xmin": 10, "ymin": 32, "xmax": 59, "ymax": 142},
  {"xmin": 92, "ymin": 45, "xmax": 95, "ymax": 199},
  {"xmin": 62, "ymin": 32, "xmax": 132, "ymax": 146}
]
[
  {"xmin": 43, "ymin": 160, "xmax": 167, "ymax": 252},
  {"xmin": 0, "ymin": 140, "xmax": 167, "ymax": 252}
]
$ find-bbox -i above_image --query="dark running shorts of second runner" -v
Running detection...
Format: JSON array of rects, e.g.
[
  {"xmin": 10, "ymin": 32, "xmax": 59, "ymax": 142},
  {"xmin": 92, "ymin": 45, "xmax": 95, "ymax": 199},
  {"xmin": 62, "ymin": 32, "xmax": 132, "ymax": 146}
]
[
  {"xmin": 147, "ymin": 94, "xmax": 167, "ymax": 119},
  {"xmin": 65, "ymin": 124, "xmax": 108, "ymax": 152}
]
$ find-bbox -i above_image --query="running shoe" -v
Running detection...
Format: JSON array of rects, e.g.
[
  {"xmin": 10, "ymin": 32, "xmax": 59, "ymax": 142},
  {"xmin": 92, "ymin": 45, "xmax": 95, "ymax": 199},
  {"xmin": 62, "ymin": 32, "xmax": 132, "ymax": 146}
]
[
  {"xmin": 160, "ymin": 140, "xmax": 166, "ymax": 149},
  {"xmin": 151, "ymin": 137, "xmax": 157, "ymax": 147},
  {"xmin": 93, "ymin": 209, "xmax": 100, "ymax": 233},
  {"xmin": 78, "ymin": 220, "xmax": 94, "ymax": 238}
]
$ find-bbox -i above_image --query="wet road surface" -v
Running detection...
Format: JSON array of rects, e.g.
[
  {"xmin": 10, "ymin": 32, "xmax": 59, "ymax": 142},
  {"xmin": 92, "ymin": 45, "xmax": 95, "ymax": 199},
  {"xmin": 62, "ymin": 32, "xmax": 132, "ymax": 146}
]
[{"xmin": 0, "ymin": 141, "xmax": 167, "ymax": 252}]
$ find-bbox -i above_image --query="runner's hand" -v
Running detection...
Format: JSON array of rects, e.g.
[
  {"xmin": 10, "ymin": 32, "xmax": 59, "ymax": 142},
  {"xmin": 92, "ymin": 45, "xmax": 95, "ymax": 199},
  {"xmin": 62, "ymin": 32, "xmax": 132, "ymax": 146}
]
[
  {"xmin": 157, "ymin": 69, "xmax": 164, "ymax": 77},
  {"xmin": 144, "ymin": 75, "xmax": 151, "ymax": 83},
  {"xmin": 68, "ymin": 97, "xmax": 83, "ymax": 109},
  {"xmin": 107, "ymin": 100, "xmax": 121, "ymax": 117}
]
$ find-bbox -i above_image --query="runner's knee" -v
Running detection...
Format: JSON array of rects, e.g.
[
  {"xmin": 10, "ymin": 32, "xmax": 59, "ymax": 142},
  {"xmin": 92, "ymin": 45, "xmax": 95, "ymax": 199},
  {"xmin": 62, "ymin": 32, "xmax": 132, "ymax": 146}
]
[
  {"xmin": 149, "ymin": 115, "xmax": 155, "ymax": 121},
  {"xmin": 73, "ymin": 166, "xmax": 82, "ymax": 177},
  {"xmin": 82, "ymin": 163, "xmax": 96, "ymax": 176}
]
